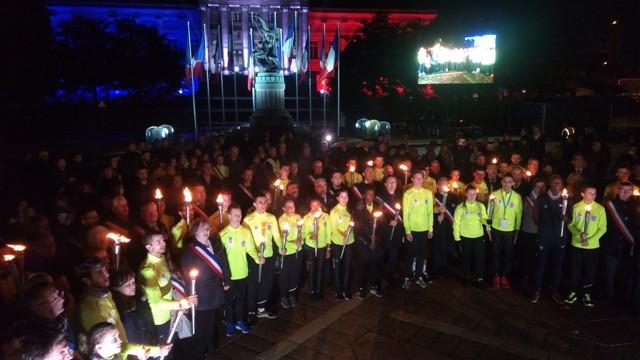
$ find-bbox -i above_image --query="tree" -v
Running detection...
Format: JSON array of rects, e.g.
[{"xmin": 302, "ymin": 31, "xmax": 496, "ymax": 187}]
[
  {"xmin": 340, "ymin": 14, "xmax": 434, "ymax": 123},
  {"xmin": 54, "ymin": 17, "xmax": 182, "ymax": 101}
]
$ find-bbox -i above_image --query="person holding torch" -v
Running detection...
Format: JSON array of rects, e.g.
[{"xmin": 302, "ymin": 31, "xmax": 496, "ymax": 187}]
[
  {"xmin": 302, "ymin": 198, "xmax": 331, "ymax": 301},
  {"xmin": 330, "ymin": 189, "xmax": 356, "ymax": 300},
  {"xmin": 354, "ymin": 188, "xmax": 385, "ymax": 299},
  {"xmin": 180, "ymin": 218, "xmax": 227, "ymax": 359},
  {"xmin": 453, "ymin": 185, "xmax": 489, "ymax": 288},
  {"xmin": 219, "ymin": 204, "xmax": 258, "ymax": 337},
  {"xmin": 402, "ymin": 170, "xmax": 434, "ymax": 290},
  {"xmin": 139, "ymin": 233, "xmax": 198, "ymax": 347},
  {"xmin": 208, "ymin": 192, "xmax": 232, "ymax": 237},
  {"xmin": 378, "ymin": 175, "xmax": 404, "ymax": 287},
  {"xmin": 277, "ymin": 199, "xmax": 303, "ymax": 309},
  {"xmin": 433, "ymin": 177, "xmax": 457, "ymax": 278},
  {"xmin": 531, "ymin": 175, "xmax": 570, "ymax": 304},
  {"xmin": 243, "ymin": 192, "xmax": 280, "ymax": 321},
  {"xmin": 565, "ymin": 185, "xmax": 606, "ymax": 307}
]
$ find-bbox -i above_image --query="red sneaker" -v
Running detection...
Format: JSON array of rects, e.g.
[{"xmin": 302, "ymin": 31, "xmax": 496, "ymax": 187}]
[
  {"xmin": 500, "ymin": 276, "xmax": 511, "ymax": 289},
  {"xmin": 492, "ymin": 275, "xmax": 501, "ymax": 289}
]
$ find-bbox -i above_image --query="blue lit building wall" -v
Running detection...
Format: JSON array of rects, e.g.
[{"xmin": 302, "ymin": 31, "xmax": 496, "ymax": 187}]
[{"xmin": 47, "ymin": 2, "xmax": 200, "ymax": 53}]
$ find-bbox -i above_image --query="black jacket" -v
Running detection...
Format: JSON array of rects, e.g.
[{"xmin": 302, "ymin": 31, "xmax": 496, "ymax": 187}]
[
  {"xmin": 180, "ymin": 239, "xmax": 228, "ymax": 310},
  {"xmin": 536, "ymin": 192, "xmax": 570, "ymax": 246},
  {"xmin": 603, "ymin": 198, "xmax": 640, "ymax": 257}
]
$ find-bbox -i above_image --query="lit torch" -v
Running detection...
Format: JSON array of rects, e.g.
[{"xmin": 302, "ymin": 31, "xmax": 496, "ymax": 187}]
[
  {"xmin": 154, "ymin": 188, "xmax": 163, "ymax": 209},
  {"xmin": 399, "ymin": 164, "xmax": 409, "ymax": 185},
  {"xmin": 216, "ymin": 193, "xmax": 224, "ymax": 224},
  {"xmin": 106, "ymin": 233, "xmax": 131, "ymax": 270},
  {"xmin": 189, "ymin": 269, "xmax": 198, "ymax": 334},
  {"xmin": 560, "ymin": 189, "xmax": 568, "ymax": 237},
  {"xmin": 183, "ymin": 187, "xmax": 192, "ymax": 226},
  {"xmin": 280, "ymin": 221, "xmax": 290, "ymax": 269},
  {"xmin": 340, "ymin": 221, "xmax": 355, "ymax": 260}
]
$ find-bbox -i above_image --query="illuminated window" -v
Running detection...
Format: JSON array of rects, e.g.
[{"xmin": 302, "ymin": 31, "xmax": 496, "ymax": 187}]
[{"xmin": 310, "ymin": 40, "xmax": 319, "ymax": 59}]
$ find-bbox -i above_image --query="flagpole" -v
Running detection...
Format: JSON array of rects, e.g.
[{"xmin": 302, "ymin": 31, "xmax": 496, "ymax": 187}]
[
  {"xmin": 294, "ymin": 11, "xmax": 299, "ymax": 124},
  {"xmin": 323, "ymin": 90, "xmax": 326, "ymax": 129},
  {"xmin": 218, "ymin": 25, "xmax": 226, "ymax": 125},
  {"xmin": 230, "ymin": 18, "xmax": 238, "ymax": 125},
  {"xmin": 250, "ymin": 26, "xmax": 255, "ymax": 112},
  {"xmin": 187, "ymin": 21, "xmax": 198, "ymax": 138},
  {"xmin": 308, "ymin": 25, "xmax": 312, "ymax": 127},
  {"xmin": 336, "ymin": 21, "xmax": 341, "ymax": 137},
  {"xmin": 203, "ymin": 23, "xmax": 212, "ymax": 134}
]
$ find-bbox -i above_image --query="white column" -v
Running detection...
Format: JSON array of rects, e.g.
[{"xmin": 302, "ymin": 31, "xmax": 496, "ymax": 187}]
[
  {"xmin": 241, "ymin": 7, "xmax": 249, "ymax": 69},
  {"xmin": 220, "ymin": 6, "xmax": 230, "ymax": 70},
  {"xmin": 282, "ymin": 8, "xmax": 289, "ymax": 69}
]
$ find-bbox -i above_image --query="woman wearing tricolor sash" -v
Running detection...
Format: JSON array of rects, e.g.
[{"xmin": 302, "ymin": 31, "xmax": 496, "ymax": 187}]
[{"xmin": 181, "ymin": 218, "xmax": 228, "ymax": 359}]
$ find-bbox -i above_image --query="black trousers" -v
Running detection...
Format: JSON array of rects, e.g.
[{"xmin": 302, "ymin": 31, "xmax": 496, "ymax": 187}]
[
  {"xmin": 155, "ymin": 321, "xmax": 174, "ymax": 359},
  {"xmin": 569, "ymin": 246, "xmax": 599, "ymax": 295},
  {"xmin": 604, "ymin": 252, "xmax": 636, "ymax": 300},
  {"xmin": 460, "ymin": 236, "xmax": 485, "ymax": 279},
  {"xmin": 432, "ymin": 221, "xmax": 452, "ymax": 275},
  {"xmin": 492, "ymin": 229, "xmax": 514, "ymax": 276},
  {"xmin": 383, "ymin": 242, "xmax": 400, "ymax": 281},
  {"xmin": 247, "ymin": 256, "xmax": 276, "ymax": 313},
  {"xmin": 533, "ymin": 240, "xmax": 565, "ymax": 291},
  {"xmin": 224, "ymin": 278, "xmax": 247, "ymax": 323},
  {"xmin": 355, "ymin": 241, "xmax": 383, "ymax": 290},
  {"xmin": 278, "ymin": 253, "xmax": 302, "ymax": 298},
  {"xmin": 331, "ymin": 243, "xmax": 353, "ymax": 295},
  {"xmin": 513, "ymin": 231, "xmax": 537, "ymax": 281},
  {"xmin": 191, "ymin": 308, "xmax": 217, "ymax": 360},
  {"xmin": 404, "ymin": 231, "xmax": 428, "ymax": 279},
  {"xmin": 305, "ymin": 245, "xmax": 326, "ymax": 294}
]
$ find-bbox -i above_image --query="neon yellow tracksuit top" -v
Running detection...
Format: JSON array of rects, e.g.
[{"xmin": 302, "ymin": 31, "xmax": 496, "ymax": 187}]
[
  {"xmin": 278, "ymin": 213, "xmax": 303, "ymax": 255},
  {"xmin": 219, "ymin": 224, "xmax": 259, "ymax": 280},
  {"xmin": 489, "ymin": 189, "xmax": 523, "ymax": 232},
  {"xmin": 139, "ymin": 253, "xmax": 181, "ymax": 325},
  {"xmin": 302, "ymin": 211, "xmax": 331, "ymax": 248},
  {"xmin": 453, "ymin": 201, "xmax": 489, "ymax": 241},
  {"xmin": 329, "ymin": 204, "xmax": 356, "ymax": 245},
  {"xmin": 243, "ymin": 211, "xmax": 281, "ymax": 258},
  {"xmin": 78, "ymin": 289, "xmax": 161, "ymax": 358},
  {"xmin": 402, "ymin": 187, "xmax": 434, "ymax": 233},
  {"xmin": 568, "ymin": 201, "xmax": 607, "ymax": 249},
  {"xmin": 343, "ymin": 171, "xmax": 363, "ymax": 187}
]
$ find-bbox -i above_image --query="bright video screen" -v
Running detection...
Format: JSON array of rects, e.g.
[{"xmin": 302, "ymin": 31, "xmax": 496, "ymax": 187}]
[{"xmin": 417, "ymin": 34, "xmax": 496, "ymax": 84}]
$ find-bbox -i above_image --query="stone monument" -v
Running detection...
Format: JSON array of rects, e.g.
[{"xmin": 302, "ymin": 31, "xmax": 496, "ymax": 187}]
[{"xmin": 250, "ymin": 15, "xmax": 292, "ymax": 128}]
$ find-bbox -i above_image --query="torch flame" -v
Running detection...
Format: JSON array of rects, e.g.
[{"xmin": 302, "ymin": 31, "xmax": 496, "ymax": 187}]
[
  {"xmin": 525, "ymin": 170, "xmax": 532, "ymax": 177},
  {"xmin": 313, "ymin": 210, "xmax": 322, "ymax": 218},
  {"xmin": 394, "ymin": 203, "xmax": 402, "ymax": 210},
  {"xmin": 634, "ymin": 189, "xmax": 640, "ymax": 196},
  {"xmin": 189, "ymin": 269, "xmax": 199, "ymax": 279},
  {"xmin": 399, "ymin": 164, "xmax": 409, "ymax": 172},
  {"xmin": 348, "ymin": 221, "xmax": 355, "ymax": 227},
  {"xmin": 373, "ymin": 211, "xmax": 383, "ymax": 218},
  {"xmin": 183, "ymin": 188, "xmax": 192, "ymax": 203},
  {"xmin": 349, "ymin": 165, "xmax": 355, "ymax": 172},
  {"xmin": 7, "ymin": 244, "xmax": 26, "ymax": 252},
  {"xmin": 274, "ymin": 179, "xmax": 281, "ymax": 187},
  {"xmin": 283, "ymin": 222, "xmax": 290, "ymax": 231},
  {"xmin": 297, "ymin": 219, "xmax": 305, "ymax": 226},
  {"xmin": 154, "ymin": 188, "xmax": 163, "ymax": 200},
  {"xmin": 279, "ymin": 184, "xmax": 284, "ymax": 191},
  {"xmin": 585, "ymin": 205, "xmax": 592, "ymax": 212},
  {"xmin": 453, "ymin": 181, "xmax": 459, "ymax": 189},
  {"xmin": 106, "ymin": 233, "xmax": 130, "ymax": 244},
  {"xmin": 216, "ymin": 193, "xmax": 224, "ymax": 203},
  {"xmin": 2, "ymin": 254, "xmax": 15, "ymax": 262},
  {"xmin": 492, "ymin": 158, "xmax": 498, "ymax": 164},
  {"xmin": 443, "ymin": 186, "xmax": 450, "ymax": 193},
  {"xmin": 489, "ymin": 194, "xmax": 496, "ymax": 200},
  {"xmin": 562, "ymin": 188, "xmax": 568, "ymax": 198},
  {"xmin": 366, "ymin": 160, "xmax": 374, "ymax": 167}
]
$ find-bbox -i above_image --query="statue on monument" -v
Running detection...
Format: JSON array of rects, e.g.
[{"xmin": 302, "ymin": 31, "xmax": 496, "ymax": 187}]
[{"xmin": 251, "ymin": 15, "xmax": 281, "ymax": 73}]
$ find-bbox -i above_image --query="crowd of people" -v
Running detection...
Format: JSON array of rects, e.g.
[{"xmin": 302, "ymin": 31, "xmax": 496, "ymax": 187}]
[{"xmin": 2, "ymin": 125, "xmax": 640, "ymax": 359}]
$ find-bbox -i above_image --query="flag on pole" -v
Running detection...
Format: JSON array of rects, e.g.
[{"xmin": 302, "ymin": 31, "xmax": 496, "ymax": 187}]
[
  {"xmin": 282, "ymin": 20, "xmax": 296, "ymax": 68},
  {"xmin": 319, "ymin": 23, "xmax": 326, "ymax": 70},
  {"xmin": 185, "ymin": 29, "xmax": 205, "ymax": 92},
  {"xmin": 324, "ymin": 30, "xmax": 339, "ymax": 73},
  {"xmin": 247, "ymin": 28, "xmax": 254, "ymax": 91},
  {"xmin": 299, "ymin": 33, "xmax": 308, "ymax": 83}
]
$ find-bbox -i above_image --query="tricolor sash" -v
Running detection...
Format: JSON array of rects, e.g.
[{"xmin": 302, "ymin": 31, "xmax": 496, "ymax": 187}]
[
  {"xmin": 171, "ymin": 275, "xmax": 187, "ymax": 298},
  {"xmin": 189, "ymin": 243, "xmax": 224, "ymax": 280},
  {"xmin": 605, "ymin": 200, "xmax": 635, "ymax": 255},
  {"xmin": 525, "ymin": 194, "xmax": 536, "ymax": 209},
  {"xmin": 375, "ymin": 196, "xmax": 402, "ymax": 222},
  {"xmin": 238, "ymin": 184, "xmax": 254, "ymax": 201},
  {"xmin": 351, "ymin": 185, "xmax": 363, "ymax": 200},
  {"xmin": 213, "ymin": 166, "xmax": 227, "ymax": 180},
  {"xmin": 433, "ymin": 197, "xmax": 453, "ymax": 223}
]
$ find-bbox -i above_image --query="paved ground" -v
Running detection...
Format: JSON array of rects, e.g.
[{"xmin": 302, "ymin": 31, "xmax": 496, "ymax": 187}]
[{"xmin": 205, "ymin": 266, "xmax": 640, "ymax": 360}]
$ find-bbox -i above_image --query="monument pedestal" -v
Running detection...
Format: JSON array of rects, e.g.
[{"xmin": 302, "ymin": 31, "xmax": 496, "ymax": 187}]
[{"xmin": 250, "ymin": 71, "xmax": 292, "ymax": 129}]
